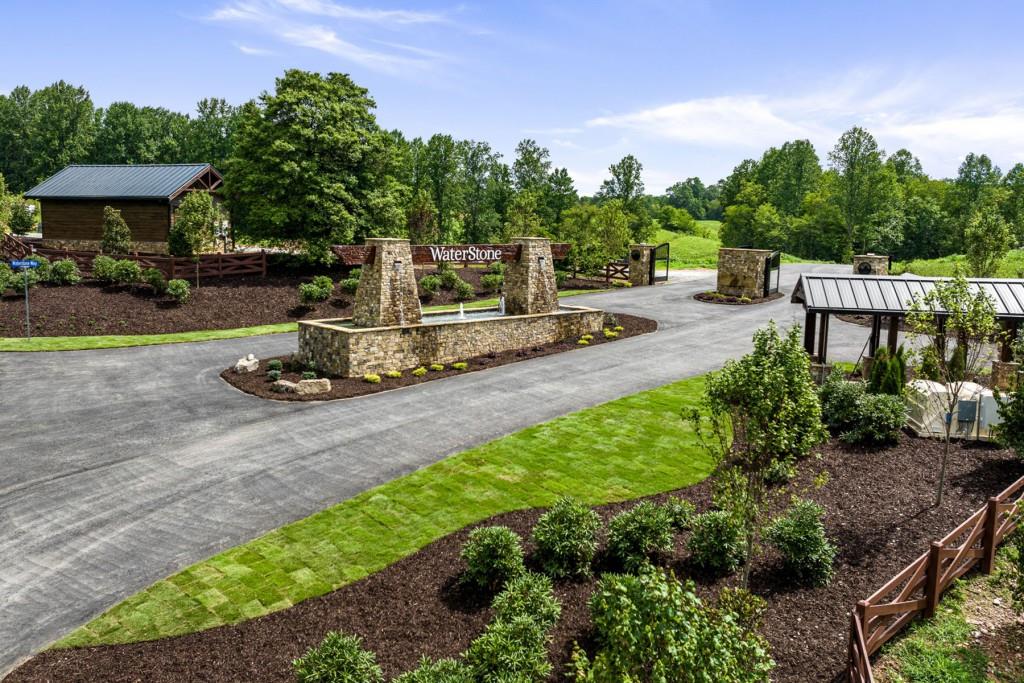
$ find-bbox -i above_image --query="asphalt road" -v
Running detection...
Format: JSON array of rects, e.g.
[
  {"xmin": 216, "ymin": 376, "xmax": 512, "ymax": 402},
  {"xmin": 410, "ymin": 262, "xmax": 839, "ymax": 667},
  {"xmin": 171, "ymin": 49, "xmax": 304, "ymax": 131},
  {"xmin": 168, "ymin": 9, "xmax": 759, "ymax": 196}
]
[{"xmin": 0, "ymin": 263, "xmax": 878, "ymax": 676}]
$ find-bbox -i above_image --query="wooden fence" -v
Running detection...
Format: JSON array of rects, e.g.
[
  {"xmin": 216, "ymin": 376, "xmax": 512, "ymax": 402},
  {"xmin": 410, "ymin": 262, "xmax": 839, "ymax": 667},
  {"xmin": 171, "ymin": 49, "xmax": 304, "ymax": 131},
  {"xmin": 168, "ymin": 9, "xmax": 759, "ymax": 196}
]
[
  {"xmin": 848, "ymin": 474, "xmax": 1024, "ymax": 681},
  {"xmin": 1, "ymin": 232, "xmax": 30, "ymax": 260},
  {"xmin": 13, "ymin": 242, "xmax": 267, "ymax": 280},
  {"xmin": 604, "ymin": 260, "xmax": 629, "ymax": 284}
]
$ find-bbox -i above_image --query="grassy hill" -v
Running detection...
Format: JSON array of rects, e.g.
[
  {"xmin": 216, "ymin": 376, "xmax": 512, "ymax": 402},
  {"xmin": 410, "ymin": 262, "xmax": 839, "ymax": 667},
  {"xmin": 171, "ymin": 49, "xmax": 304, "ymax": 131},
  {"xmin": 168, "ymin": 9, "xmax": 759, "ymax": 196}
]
[
  {"xmin": 893, "ymin": 250, "xmax": 1024, "ymax": 278},
  {"xmin": 654, "ymin": 221, "xmax": 812, "ymax": 269}
]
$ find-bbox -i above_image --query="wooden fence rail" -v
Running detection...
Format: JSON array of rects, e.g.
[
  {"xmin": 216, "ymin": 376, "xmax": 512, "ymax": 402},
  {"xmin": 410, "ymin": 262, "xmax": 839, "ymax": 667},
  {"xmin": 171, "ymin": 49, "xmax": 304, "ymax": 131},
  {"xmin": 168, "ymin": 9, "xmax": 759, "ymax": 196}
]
[
  {"xmin": 1, "ymin": 232, "xmax": 30, "ymax": 260},
  {"xmin": 604, "ymin": 260, "xmax": 628, "ymax": 284},
  {"xmin": 12, "ymin": 242, "xmax": 267, "ymax": 280},
  {"xmin": 848, "ymin": 474, "xmax": 1024, "ymax": 682}
]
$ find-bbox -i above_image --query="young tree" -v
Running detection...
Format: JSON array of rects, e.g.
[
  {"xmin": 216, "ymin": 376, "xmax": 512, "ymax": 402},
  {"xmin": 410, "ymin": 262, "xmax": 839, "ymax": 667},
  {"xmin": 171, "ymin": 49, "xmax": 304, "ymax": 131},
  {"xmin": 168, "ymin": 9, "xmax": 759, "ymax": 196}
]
[
  {"xmin": 688, "ymin": 322, "xmax": 826, "ymax": 587},
  {"xmin": 169, "ymin": 191, "xmax": 218, "ymax": 256},
  {"xmin": 9, "ymin": 199, "xmax": 35, "ymax": 235},
  {"xmin": 556, "ymin": 200, "xmax": 631, "ymax": 274},
  {"xmin": 907, "ymin": 273, "xmax": 1002, "ymax": 505},
  {"xmin": 964, "ymin": 204, "xmax": 1011, "ymax": 277},
  {"xmin": 0, "ymin": 173, "xmax": 12, "ymax": 233},
  {"xmin": 100, "ymin": 205, "xmax": 132, "ymax": 254}
]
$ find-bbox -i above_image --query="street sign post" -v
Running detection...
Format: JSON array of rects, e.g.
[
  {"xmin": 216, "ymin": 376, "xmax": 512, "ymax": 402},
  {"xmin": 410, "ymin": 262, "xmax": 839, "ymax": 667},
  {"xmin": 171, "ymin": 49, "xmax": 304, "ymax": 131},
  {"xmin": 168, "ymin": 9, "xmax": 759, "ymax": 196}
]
[{"xmin": 11, "ymin": 259, "xmax": 39, "ymax": 339}]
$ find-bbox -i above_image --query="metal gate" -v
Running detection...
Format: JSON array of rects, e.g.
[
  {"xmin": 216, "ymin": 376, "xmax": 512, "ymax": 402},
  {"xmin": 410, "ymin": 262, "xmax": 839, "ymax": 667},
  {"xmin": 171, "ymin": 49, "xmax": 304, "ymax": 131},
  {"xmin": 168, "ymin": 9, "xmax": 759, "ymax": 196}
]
[
  {"xmin": 763, "ymin": 251, "xmax": 781, "ymax": 297},
  {"xmin": 650, "ymin": 242, "xmax": 670, "ymax": 283}
]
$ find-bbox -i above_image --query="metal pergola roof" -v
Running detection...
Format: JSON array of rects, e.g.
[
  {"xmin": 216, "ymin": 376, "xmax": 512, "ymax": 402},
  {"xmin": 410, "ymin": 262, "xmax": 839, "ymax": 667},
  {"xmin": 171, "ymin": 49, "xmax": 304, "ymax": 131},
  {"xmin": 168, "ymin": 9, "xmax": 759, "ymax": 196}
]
[
  {"xmin": 791, "ymin": 274, "xmax": 1024, "ymax": 320},
  {"xmin": 24, "ymin": 164, "xmax": 220, "ymax": 200}
]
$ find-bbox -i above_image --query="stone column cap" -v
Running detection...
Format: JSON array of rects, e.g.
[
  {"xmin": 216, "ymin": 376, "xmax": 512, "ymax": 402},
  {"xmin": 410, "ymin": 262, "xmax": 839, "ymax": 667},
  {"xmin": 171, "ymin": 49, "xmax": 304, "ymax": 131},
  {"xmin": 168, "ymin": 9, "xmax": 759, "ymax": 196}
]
[
  {"xmin": 510, "ymin": 236, "xmax": 551, "ymax": 242},
  {"xmin": 363, "ymin": 237, "xmax": 412, "ymax": 244}
]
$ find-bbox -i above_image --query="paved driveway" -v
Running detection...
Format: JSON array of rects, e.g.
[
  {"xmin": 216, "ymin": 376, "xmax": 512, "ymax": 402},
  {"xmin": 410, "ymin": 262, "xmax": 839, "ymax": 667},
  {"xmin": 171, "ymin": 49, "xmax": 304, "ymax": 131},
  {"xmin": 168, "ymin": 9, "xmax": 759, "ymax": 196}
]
[{"xmin": 0, "ymin": 263, "xmax": 878, "ymax": 675}]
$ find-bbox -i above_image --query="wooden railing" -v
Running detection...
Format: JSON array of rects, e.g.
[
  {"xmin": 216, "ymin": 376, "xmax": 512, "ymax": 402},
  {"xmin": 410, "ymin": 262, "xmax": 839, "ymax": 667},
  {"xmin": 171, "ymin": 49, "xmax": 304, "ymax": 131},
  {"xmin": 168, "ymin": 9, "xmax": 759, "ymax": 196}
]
[
  {"xmin": 18, "ymin": 244, "xmax": 267, "ymax": 280},
  {"xmin": 848, "ymin": 474, "xmax": 1024, "ymax": 681},
  {"xmin": 604, "ymin": 260, "xmax": 629, "ymax": 284},
  {"xmin": 1, "ymin": 232, "xmax": 30, "ymax": 260}
]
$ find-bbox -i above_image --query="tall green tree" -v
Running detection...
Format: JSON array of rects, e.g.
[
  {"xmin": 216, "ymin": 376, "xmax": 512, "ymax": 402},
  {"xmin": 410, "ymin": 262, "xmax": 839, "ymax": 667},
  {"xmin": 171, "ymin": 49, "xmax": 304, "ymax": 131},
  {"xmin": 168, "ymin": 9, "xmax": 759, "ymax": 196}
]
[
  {"xmin": 423, "ymin": 133, "xmax": 462, "ymax": 243},
  {"xmin": 185, "ymin": 98, "xmax": 239, "ymax": 170},
  {"xmin": 964, "ymin": 203, "xmax": 1012, "ymax": 277},
  {"xmin": 664, "ymin": 177, "xmax": 711, "ymax": 219},
  {"xmin": 886, "ymin": 148, "xmax": 924, "ymax": 184},
  {"xmin": 597, "ymin": 154, "xmax": 652, "ymax": 242},
  {"xmin": 757, "ymin": 139, "xmax": 821, "ymax": 216},
  {"xmin": 225, "ymin": 70, "xmax": 401, "ymax": 258},
  {"xmin": 952, "ymin": 153, "xmax": 1002, "ymax": 219},
  {"xmin": 556, "ymin": 200, "xmax": 631, "ymax": 274},
  {"xmin": 169, "ymin": 191, "xmax": 218, "ymax": 256},
  {"xmin": 502, "ymin": 189, "xmax": 543, "ymax": 240},
  {"xmin": 0, "ymin": 86, "xmax": 34, "ymax": 191},
  {"xmin": 719, "ymin": 158, "xmax": 759, "ymax": 208},
  {"xmin": 827, "ymin": 126, "xmax": 900, "ymax": 256},
  {"xmin": 1001, "ymin": 163, "xmax": 1024, "ymax": 245},
  {"xmin": 544, "ymin": 167, "xmax": 578, "ymax": 228},
  {"xmin": 511, "ymin": 139, "xmax": 551, "ymax": 194},
  {"xmin": 90, "ymin": 102, "xmax": 189, "ymax": 164},
  {"xmin": 27, "ymin": 80, "xmax": 95, "ymax": 185},
  {"xmin": 458, "ymin": 140, "xmax": 500, "ymax": 243}
]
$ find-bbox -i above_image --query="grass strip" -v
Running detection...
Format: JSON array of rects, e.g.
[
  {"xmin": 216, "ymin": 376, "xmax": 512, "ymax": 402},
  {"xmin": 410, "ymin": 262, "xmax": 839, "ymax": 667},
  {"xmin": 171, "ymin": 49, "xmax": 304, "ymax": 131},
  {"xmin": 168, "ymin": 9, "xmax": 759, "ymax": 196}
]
[{"xmin": 55, "ymin": 375, "xmax": 713, "ymax": 648}]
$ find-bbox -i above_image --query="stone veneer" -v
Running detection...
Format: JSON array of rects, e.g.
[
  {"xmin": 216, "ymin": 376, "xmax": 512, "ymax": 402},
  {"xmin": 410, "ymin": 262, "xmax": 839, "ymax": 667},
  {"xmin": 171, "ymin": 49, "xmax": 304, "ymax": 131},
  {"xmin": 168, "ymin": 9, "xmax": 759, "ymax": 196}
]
[
  {"xmin": 298, "ymin": 305, "xmax": 605, "ymax": 377},
  {"xmin": 628, "ymin": 244, "xmax": 654, "ymax": 287},
  {"xmin": 40, "ymin": 238, "xmax": 169, "ymax": 254},
  {"xmin": 717, "ymin": 248, "xmax": 771, "ymax": 298},
  {"xmin": 505, "ymin": 237, "xmax": 558, "ymax": 315},
  {"xmin": 352, "ymin": 238, "xmax": 422, "ymax": 327},
  {"xmin": 853, "ymin": 254, "xmax": 889, "ymax": 275}
]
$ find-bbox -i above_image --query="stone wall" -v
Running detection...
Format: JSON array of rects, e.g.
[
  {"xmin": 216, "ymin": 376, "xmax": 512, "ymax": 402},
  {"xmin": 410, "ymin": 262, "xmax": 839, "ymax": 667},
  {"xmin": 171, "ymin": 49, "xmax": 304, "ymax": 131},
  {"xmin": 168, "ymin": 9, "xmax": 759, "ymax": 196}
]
[
  {"xmin": 39, "ymin": 238, "xmax": 169, "ymax": 255},
  {"xmin": 298, "ymin": 306, "xmax": 605, "ymax": 377},
  {"xmin": 717, "ymin": 248, "xmax": 770, "ymax": 298},
  {"xmin": 505, "ymin": 237, "xmax": 559, "ymax": 315},
  {"xmin": 352, "ymin": 238, "xmax": 422, "ymax": 327},
  {"xmin": 853, "ymin": 254, "xmax": 889, "ymax": 275},
  {"xmin": 628, "ymin": 244, "xmax": 654, "ymax": 287}
]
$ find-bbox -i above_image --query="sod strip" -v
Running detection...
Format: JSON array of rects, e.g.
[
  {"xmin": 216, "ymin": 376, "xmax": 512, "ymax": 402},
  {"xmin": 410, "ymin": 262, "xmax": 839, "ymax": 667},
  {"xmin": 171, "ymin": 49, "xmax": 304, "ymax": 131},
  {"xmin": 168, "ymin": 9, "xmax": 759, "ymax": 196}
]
[
  {"xmin": 0, "ymin": 290, "xmax": 601, "ymax": 352},
  {"xmin": 55, "ymin": 375, "xmax": 713, "ymax": 648}
]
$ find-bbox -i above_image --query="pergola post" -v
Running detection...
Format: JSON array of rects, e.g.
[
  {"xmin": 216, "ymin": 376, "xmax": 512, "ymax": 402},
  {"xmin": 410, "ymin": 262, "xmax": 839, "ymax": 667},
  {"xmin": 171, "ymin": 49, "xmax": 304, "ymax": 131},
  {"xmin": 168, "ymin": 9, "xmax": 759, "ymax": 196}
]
[
  {"xmin": 887, "ymin": 315, "xmax": 900, "ymax": 354},
  {"xmin": 804, "ymin": 311, "xmax": 817, "ymax": 357},
  {"xmin": 869, "ymin": 315, "xmax": 881, "ymax": 357},
  {"xmin": 1001, "ymin": 320, "xmax": 1019, "ymax": 362},
  {"xmin": 817, "ymin": 313, "xmax": 830, "ymax": 363}
]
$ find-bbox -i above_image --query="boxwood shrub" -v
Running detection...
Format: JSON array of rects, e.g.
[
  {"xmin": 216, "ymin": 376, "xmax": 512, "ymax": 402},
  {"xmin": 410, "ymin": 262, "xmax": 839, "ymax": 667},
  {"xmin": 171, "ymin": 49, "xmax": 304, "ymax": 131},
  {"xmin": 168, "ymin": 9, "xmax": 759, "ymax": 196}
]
[
  {"xmin": 460, "ymin": 526, "xmax": 525, "ymax": 592},
  {"xmin": 419, "ymin": 274, "xmax": 442, "ymax": 297},
  {"xmin": 491, "ymin": 572, "xmax": 561, "ymax": 631},
  {"xmin": 439, "ymin": 269, "xmax": 461, "ymax": 290},
  {"xmin": 292, "ymin": 631, "xmax": 383, "ymax": 683},
  {"xmin": 841, "ymin": 393, "xmax": 906, "ymax": 445},
  {"xmin": 142, "ymin": 267, "xmax": 166, "ymax": 293},
  {"xmin": 662, "ymin": 497, "xmax": 696, "ymax": 531},
  {"xmin": 111, "ymin": 259, "xmax": 142, "ymax": 285},
  {"xmin": 454, "ymin": 279, "xmax": 475, "ymax": 301},
  {"xmin": 363, "ymin": 373, "xmax": 381, "ymax": 384},
  {"xmin": 531, "ymin": 496, "xmax": 601, "ymax": 579},
  {"xmin": 339, "ymin": 277, "xmax": 360, "ymax": 295},
  {"xmin": 412, "ymin": 366, "xmax": 428, "ymax": 377},
  {"xmin": 49, "ymin": 259, "xmax": 81, "ymax": 285},
  {"xmin": 392, "ymin": 657, "xmax": 473, "ymax": 683},
  {"xmin": 606, "ymin": 501, "xmax": 674, "ymax": 572},
  {"xmin": 92, "ymin": 255, "xmax": 118, "ymax": 284},
  {"xmin": 765, "ymin": 498, "xmax": 836, "ymax": 586},
  {"xmin": 166, "ymin": 278, "xmax": 191, "ymax": 304},
  {"xmin": 687, "ymin": 510, "xmax": 746, "ymax": 574},
  {"xmin": 267, "ymin": 359, "xmax": 283, "ymax": 372},
  {"xmin": 480, "ymin": 273, "xmax": 504, "ymax": 292}
]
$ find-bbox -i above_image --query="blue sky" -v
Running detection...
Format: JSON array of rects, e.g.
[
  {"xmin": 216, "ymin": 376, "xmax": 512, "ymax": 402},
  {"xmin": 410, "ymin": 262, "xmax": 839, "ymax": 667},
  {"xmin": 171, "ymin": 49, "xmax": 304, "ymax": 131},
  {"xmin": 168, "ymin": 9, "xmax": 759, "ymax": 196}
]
[{"xmin": 4, "ymin": 1, "xmax": 1024, "ymax": 193}]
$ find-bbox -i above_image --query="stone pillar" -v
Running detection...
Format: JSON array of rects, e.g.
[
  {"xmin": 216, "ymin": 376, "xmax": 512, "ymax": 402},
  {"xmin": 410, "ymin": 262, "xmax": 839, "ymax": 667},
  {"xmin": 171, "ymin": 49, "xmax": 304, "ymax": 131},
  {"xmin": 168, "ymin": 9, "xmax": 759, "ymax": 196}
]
[
  {"xmin": 853, "ymin": 254, "xmax": 889, "ymax": 275},
  {"xmin": 992, "ymin": 361, "xmax": 1020, "ymax": 391},
  {"xmin": 352, "ymin": 238, "xmax": 422, "ymax": 327},
  {"xmin": 505, "ymin": 237, "xmax": 558, "ymax": 316},
  {"xmin": 628, "ymin": 244, "xmax": 654, "ymax": 287},
  {"xmin": 717, "ymin": 248, "xmax": 771, "ymax": 298}
]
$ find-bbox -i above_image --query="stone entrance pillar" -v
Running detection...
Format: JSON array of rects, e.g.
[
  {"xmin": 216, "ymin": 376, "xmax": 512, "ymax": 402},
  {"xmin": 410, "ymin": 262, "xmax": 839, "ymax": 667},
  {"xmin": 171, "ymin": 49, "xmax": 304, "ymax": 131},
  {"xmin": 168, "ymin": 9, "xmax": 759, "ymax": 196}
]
[
  {"xmin": 717, "ymin": 248, "xmax": 772, "ymax": 298},
  {"xmin": 505, "ymin": 237, "xmax": 558, "ymax": 315},
  {"xmin": 853, "ymin": 254, "xmax": 889, "ymax": 275},
  {"xmin": 628, "ymin": 244, "xmax": 654, "ymax": 287},
  {"xmin": 353, "ymin": 238, "xmax": 422, "ymax": 327}
]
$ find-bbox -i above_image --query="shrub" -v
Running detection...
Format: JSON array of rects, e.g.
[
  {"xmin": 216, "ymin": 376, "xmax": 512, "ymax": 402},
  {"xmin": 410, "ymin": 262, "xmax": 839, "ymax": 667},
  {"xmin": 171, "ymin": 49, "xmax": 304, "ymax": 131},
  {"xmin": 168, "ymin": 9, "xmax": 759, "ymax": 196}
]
[
  {"xmin": 142, "ymin": 267, "xmax": 166, "ymax": 294},
  {"xmin": 763, "ymin": 457, "xmax": 797, "ymax": 484},
  {"xmin": 46, "ymin": 258, "xmax": 78, "ymax": 286},
  {"xmin": 531, "ymin": 496, "xmax": 601, "ymax": 579},
  {"xmin": 996, "ymin": 380, "xmax": 1024, "ymax": 456},
  {"xmin": 268, "ymin": 369, "xmax": 282, "ymax": 382},
  {"xmin": 868, "ymin": 346, "xmax": 907, "ymax": 396},
  {"xmin": 100, "ymin": 205, "xmax": 132, "ymax": 254},
  {"xmin": 488, "ymin": 261, "xmax": 505, "ymax": 275},
  {"xmin": 571, "ymin": 567, "xmax": 774, "ymax": 683},
  {"xmin": 339, "ymin": 277, "xmax": 360, "ymax": 295},
  {"xmin": 577, "ymin": 339, "xmax": 589, "ymax": 345},
  {"xmin": 385, "ymin": 370, "xmax": 402, "ymax": 379},
  {"xmin": 554, "ymin": 270, "xmax": 568, "ymax": 287},
  {"xmin": 840, "ymin": 393, "xmax": 906, "ymax": 445},
  {"xmin": 292, "ymin": 631, "xmax": 384, "ymax": 683},
  {"xmin": 166, "ymin": 278, "xmax": 190, "ymax": 304},
  {"xmin": 300, "ymin": 276, "xmax": 333, "ymax": 304},
  {"xmin": 0, "ymin": 262, "xmax": 13, "ymax": 292},
  {"xmin": 453, "ymin": 279, "xmax": 475, "ymax": 301},
  {"xmin": 439, "ymin": 268, "xmax": 461, "ymax": 290},
  {"xmin": 302, "ymin": 370, "xmax": 317, "ymax": 380},
  {"xmin": 714, "ymin": 587, "xmax": 768, "ymax": 632},
  {"xmin": 662, "ymin": 497, "xmax": 696, "ymax": 531},
  {"xmin": 460, "ymin": 526, "xmax": 525, "ymax": 592},
  {"xmin": 765, "ymin": 498, "xmax": 836, "ymax": 586},
  {"xmin": 687, "ymin": 510, "xmax": 746, "ymax": 574},
  {"xmin": 267, "ymin": 359, "xmax": 283, "ymax": 372},
  {"xmin": 418, "ymin": 274, "xmax": 441, "ymax": 296},
  {"xmin": 607, "ymin": 501, "xmax": 675, "ymax": 571},
  {"xmin": 430, "ymin": 363, "xmax": 444, "ymax": 371},
  {"xmin": 363, "ymin": 373, "xmax": 381, "ymax": 384},
  {"xmin": 465, "ymin": 615, "xmax": 550, "ymax": 683},
  {"xmin": 412, "ymin": 366, "xmax": 427, "ymax": 377},
  {"xmin": 491, "ymin": 572, "xmax": 561, "ymax": 631},
  {"xmin": 819, "ymin": 372, "xmax": 865, "ymax": 433},
  {"xmin": 92, "ymin": 255, "xmax": 118, "ymax": 284},
  {"xmin": 452, "ymin": 362, "xmax": 468, "ymax": 371},
  {"xmin": 25, "ymin": 252, "xmax": 51, "ymax": 282},
  {"xmin": 613, "ymin": 325, "xmax": 624, "ymax": 332},
  {"xmin": 603, "ymin": 329, "xmax": 618, "ymax": 339},
  {"xmin": 436, "ymin": 260, "xmax": 452, "ymax": 274},
  {"xmin": 581, "ymin": 334, "xmax": 593, "ymax": 341},
  {"xmin": 480, "ymin": 273, "xmax": 504, "ymax": 292},
  {"xmin": 348, "ymin": 267, "xmax": 362, "ymax": 280},
  {"xmin": 611, "ymin": 280, "xmax": 631, "ymax": 288},
  {"xmin": 169, "ymin": 191, "xmax": 216, "ymax": 256},
  {"xmin": 111, "ymin": 259, "xmax": 142, "ymax": 285},
  {"xmin": 392, "ymin": 658, "xmax": 473, "ymax": 683}
]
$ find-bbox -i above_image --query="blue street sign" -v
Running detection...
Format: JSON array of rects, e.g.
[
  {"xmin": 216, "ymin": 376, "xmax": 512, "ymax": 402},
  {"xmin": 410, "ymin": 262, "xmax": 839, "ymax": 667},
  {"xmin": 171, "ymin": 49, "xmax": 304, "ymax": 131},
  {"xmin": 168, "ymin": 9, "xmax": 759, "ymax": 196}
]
[{"xmin": 11, "ymin": 259, "xmax": 40, "ymax": 269}]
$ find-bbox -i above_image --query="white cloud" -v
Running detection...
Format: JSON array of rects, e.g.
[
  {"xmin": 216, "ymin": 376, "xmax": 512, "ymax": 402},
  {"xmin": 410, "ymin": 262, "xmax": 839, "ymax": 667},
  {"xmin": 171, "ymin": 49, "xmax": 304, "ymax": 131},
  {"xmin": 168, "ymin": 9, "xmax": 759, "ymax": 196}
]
[
  {"xmin": 279, "ymin": 25, "xmax": 426, "ymax": 72},
  {"xmin": 521, "ymin": 126, "xmax": 584, "ymax": 136},
  {"xmin": 236, "ymin": 43, "xmax": 275, "ymax": 55},
  {"xmin": 276, "ymin": 0, "xmax": 446, "ymax": 25}
]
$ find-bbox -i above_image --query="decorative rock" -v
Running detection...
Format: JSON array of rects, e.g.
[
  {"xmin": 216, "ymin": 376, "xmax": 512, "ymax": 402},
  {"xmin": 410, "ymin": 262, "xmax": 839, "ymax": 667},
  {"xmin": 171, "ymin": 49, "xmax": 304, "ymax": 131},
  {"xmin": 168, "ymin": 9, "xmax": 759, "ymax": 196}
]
[
  {"xmin": 271, "ymin": 380, "xmax": 298, "ymax": 393},
  {"xmin": 295, "ymin": 378, "xmax": 331, "ymax": 395},
  {"xmin": 234, "ymin": 354, "xmax": 259, "ymax": 373}
]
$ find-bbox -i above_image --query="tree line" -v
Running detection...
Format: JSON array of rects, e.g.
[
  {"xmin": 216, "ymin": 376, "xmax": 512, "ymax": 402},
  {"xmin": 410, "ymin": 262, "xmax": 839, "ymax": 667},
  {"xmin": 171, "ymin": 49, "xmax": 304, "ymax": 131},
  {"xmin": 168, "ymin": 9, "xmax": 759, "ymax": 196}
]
[{"xmin": 717, "ymin": 128, "xmax": 1024, "ymax": 272}]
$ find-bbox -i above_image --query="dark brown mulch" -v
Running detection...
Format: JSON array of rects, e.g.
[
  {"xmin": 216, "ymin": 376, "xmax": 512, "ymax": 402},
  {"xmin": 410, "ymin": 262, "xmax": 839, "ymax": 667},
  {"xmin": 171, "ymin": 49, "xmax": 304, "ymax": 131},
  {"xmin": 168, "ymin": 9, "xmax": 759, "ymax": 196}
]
[
  {"xmin": 11, "ymin": 436, "xmax": 1023, "ymax": 683},
  {"xmin": 221, "ymin": 314, "xmax": 657, "ymax": 401},
  {"xmin": 0, "ymin": 266, "xmax": 603, "ymax": 338},
  {"xmin": 694, "ymin": 290, "xmax": 786, "ymax": 305}
]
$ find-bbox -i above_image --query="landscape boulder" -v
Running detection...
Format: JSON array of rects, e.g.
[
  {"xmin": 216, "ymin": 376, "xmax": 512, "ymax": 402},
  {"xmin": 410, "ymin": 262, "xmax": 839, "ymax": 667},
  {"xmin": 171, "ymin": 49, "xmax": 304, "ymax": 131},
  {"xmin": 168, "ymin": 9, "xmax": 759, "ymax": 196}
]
[
  {"xmin": 234, "ymin": 353, "xmax": 259, "ymax": 373},
  {"xmin": 271, "ymin": 380, "xmax": 298, "ymax": 393},
  {"xmin": 295, "ymin": 378, "xmax": 332, "ymax": 395}
]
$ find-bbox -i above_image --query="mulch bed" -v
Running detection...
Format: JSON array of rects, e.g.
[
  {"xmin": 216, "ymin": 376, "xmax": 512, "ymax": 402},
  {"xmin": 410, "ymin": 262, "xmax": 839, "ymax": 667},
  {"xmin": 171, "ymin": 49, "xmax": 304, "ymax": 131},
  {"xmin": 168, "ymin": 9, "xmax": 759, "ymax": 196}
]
[
  {"xmin": 0, "ymin": 266, "xmax": 604, "ymax": 338},
  {"xmin": 694, "ymin": 290, "xmax": 786, "ymax": 305},
  {"xmin": 221, "ymin": 314, "xmax": 657, "ymax": 401},
  {"xmin": 11, "ymin": 436, "xmax": 1023, "ymax": 682}
]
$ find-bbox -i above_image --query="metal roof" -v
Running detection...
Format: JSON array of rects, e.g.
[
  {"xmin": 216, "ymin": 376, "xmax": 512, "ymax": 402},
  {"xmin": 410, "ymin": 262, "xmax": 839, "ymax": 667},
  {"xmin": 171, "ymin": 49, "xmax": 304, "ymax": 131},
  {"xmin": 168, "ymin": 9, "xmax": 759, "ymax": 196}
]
[
  {"xmin": 24, "ymin": 164, "xmax": 214, "ymax": 200},
  {"xmin": 791, "ymin": 274, "xmax": 1024, "ymax": 319}
]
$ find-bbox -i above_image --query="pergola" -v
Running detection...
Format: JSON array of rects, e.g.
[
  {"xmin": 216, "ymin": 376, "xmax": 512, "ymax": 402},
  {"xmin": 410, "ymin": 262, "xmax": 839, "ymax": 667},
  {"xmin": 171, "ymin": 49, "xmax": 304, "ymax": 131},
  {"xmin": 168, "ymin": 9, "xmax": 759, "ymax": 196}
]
[{"xmin": 791, "ymin": 274, "xmax": 1024, "ymax": 363}]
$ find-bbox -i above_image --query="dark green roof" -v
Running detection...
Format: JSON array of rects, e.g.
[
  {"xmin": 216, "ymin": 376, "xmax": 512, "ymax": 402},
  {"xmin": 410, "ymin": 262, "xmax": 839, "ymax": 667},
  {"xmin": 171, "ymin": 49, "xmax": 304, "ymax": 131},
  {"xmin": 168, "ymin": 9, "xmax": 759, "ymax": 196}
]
[{"xmin": 24, "ymin": 164, "xmax": 217, "ymax": 200}]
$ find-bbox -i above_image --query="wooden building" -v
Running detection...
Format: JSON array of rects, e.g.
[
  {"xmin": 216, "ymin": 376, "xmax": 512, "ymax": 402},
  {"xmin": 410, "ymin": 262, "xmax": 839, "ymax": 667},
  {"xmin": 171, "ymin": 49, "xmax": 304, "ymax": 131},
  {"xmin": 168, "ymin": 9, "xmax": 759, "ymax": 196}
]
[{"xmin": 24, "ymin": 164, "xmax": 222, "ymax": 254}]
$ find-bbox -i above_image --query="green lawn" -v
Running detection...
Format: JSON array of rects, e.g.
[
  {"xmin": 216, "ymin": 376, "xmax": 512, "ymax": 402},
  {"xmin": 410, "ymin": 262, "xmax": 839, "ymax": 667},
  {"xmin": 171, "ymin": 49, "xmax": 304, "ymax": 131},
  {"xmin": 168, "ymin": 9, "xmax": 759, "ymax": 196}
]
[
  {"xmin": 893, "ymin": 250, "xmax": 1024, "ymax": 278},
  {"xmin": 654, "ymin": 222, "xmax": 814, "ymax": 270},
  {"xmin": 0, "ymin": 290, "xmax": 599, "ymax": 352},
  {"xmin": 55, "ymin": 374, "xmax": 714, "ymax": 649}
]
